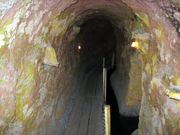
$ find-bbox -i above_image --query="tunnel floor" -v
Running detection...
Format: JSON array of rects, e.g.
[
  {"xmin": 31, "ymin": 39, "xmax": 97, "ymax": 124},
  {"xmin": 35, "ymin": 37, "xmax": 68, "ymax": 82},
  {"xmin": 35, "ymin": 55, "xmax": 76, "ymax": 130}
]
[
  {"xmin": 58, "ymin": 68, "xmax": 104, "ymax": 135},
  {"xmin": 57, "ymin": 65, "xmax": 138, "ymax": 135}
]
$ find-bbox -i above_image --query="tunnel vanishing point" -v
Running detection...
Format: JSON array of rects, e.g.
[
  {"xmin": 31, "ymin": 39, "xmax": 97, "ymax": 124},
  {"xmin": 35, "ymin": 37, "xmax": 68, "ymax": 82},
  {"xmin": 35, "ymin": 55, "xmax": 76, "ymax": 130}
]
[{"xmin": 0, "ymin": 0, "xmax": 180, "ymax": 135}]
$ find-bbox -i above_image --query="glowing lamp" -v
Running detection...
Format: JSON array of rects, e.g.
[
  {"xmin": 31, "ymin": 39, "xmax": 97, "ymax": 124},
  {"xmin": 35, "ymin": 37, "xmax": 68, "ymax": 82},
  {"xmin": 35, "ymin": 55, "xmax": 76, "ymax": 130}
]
[
  {"xmin": 131, "ymin": 40, "xmax": 139, "ymax": 49},
  {"xmin": 78, "ymin": 45, "xmax": 81, "ymax": 50}
]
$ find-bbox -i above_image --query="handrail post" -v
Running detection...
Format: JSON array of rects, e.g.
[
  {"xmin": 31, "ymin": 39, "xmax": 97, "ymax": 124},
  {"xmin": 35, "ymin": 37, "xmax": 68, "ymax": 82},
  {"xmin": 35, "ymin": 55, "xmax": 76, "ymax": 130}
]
[
  {"xmin": 103, "ymin": 57, "xmax": 107, "ymax": 104},
  {"xmin": 103, "ymin": 57, "xmax": 111, "ymax": 135}
]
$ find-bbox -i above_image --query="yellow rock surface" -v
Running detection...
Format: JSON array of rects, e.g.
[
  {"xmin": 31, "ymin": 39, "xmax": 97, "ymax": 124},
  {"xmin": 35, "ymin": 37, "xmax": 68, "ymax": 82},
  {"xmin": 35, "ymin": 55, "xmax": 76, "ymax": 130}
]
[{"xmin": 43, "ymin": 46, "xmax": 59, "ymax": 67}]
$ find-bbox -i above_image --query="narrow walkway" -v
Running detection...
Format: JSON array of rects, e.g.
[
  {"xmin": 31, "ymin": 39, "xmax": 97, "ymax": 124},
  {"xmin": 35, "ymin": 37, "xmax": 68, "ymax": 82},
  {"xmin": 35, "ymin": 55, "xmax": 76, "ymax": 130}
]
[{"xmin": 60, "ymin": 69, "xmax": 104, "ymax": 135}]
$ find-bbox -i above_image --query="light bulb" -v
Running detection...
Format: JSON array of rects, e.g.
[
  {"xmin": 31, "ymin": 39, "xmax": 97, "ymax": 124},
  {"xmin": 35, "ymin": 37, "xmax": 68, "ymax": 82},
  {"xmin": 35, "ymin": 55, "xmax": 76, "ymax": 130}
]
[
  {"xmin": 78, "ymin": 45, "xmax": 81, "ymax": 50},
  {"xmin": 131, "ymin": 41, "xmax": 139, "ymax": 49}
]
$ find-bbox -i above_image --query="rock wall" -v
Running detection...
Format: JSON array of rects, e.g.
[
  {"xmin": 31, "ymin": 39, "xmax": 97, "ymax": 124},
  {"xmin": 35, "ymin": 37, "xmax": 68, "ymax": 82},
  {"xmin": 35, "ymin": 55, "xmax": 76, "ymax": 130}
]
[
  {"xmin": 0, "ymin": 1, "xmax": 81, "ymax": 134},
  {"xmin": 111, "ymin": 26, "xmax": 143, "ymax": 117},
  {"xmin": 122, "ymin": 1, "xmax": 180, "ymax": 134},
  {"xmin": 0, "ymin": 0, "xmax": 179, "ymax": 135}
]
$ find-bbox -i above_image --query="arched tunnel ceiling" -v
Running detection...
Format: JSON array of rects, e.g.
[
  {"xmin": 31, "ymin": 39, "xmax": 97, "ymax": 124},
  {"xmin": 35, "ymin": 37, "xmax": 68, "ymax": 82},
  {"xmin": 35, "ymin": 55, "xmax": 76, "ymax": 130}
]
[{"xmin": 0, "ymin": 0, "xmax": 180, "ymax": 135}]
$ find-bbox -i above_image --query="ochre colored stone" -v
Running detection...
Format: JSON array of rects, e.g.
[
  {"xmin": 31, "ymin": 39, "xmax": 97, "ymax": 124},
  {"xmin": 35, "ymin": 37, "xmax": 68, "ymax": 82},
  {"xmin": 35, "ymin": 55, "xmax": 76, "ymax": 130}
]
[
  {"xmin": 43, "ymin": 47, "xmax": 59, "ymax": 67},
  {"xmin": 125, "ymin": 53, "xmax": 142, "ymax": 108}
]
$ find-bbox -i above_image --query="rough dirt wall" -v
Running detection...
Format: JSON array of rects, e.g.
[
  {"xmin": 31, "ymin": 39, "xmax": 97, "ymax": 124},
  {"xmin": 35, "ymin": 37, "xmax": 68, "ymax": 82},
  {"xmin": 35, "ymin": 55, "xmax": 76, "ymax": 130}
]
[
  {"xmin": 0, "ymin": 0, "xmax": 132, "ymax": 134},
  {"xmin": 0, "ymin": 1, "xmax": 81, "ymax": 134},
  {"xmin": 122, "ymin": 0, "xmax": 180, "ymax": 135},
  {"xmin": 0, "ymin": 0, "xmax": 179, "ymax": 135},
  {"xmin": 111, "ymin": 26, "xmax": 143, "ymax": 117}
]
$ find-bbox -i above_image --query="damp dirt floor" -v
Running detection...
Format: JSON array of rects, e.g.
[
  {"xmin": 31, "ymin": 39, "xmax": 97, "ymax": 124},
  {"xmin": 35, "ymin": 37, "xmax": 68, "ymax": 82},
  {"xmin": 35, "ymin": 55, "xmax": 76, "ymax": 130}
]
[
  {"xmin": 57, "ymin": 67, "xmax": 104, "ymax": 135},
  {"xmin": 57, "ymin": 65, "xmax": 139, "ymax": 135}
]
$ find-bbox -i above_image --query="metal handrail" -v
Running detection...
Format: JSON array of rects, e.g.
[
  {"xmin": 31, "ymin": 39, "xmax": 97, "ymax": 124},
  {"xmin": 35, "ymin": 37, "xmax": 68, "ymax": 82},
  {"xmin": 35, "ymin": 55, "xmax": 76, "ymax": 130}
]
[{"xmin": 103, "ymin": 57, "xmax": 111, "ymax": 135}]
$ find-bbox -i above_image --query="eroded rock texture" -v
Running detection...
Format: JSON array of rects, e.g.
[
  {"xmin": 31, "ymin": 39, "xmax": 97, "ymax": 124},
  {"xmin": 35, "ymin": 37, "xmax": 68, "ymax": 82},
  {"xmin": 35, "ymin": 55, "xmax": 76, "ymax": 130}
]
[{"xmin": 0, "ymin": 0, "xmax": 179, "ymax": 135}]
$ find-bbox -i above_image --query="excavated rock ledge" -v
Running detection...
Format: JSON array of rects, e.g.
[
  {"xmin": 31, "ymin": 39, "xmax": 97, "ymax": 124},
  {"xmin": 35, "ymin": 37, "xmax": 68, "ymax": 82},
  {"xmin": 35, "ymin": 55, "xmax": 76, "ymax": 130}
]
[{"xmin": 111, "ymin": 71, "xmax": 141, "ymax": 117}]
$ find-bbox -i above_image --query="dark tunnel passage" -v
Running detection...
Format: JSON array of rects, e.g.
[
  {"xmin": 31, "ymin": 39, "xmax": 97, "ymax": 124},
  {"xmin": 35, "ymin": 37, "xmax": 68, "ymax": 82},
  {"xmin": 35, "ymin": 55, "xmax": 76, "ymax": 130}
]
[
  {"xmin": 69, "ymin": 15, "xmax": 139, "ymax": 135},
  {"xmin": 75, "ymin": 16, "xmax": 116, "ymax": 71}
]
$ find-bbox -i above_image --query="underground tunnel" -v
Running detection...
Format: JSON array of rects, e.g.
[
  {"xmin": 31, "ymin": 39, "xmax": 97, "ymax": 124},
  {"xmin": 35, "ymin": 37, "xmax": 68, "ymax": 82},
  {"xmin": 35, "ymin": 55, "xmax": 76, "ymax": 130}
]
[{"xmin": 0, "ymin": 0, "xmax": 180, "ymax": 135}]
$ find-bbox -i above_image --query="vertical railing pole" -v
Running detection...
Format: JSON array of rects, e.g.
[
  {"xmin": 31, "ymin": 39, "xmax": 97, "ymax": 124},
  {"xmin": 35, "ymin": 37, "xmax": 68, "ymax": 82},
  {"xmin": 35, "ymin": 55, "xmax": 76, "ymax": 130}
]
[
  {"xmin": 103, "ymin": 57, "xmax": 106, "ymax": 104},
  {"xmin": 103, "ymin": 57, "xmax": 111, "ymax": 135},
  {"xmin": 105, "ymin": 105, "xmax": 111, "ymax": 135},
  {"xmin": 103, "ymin": 57, "xmax": 105, "ymax": 68},
  {"xmin": 104, "ymin": 68, "xmax": 107, "ymax": 104}
]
